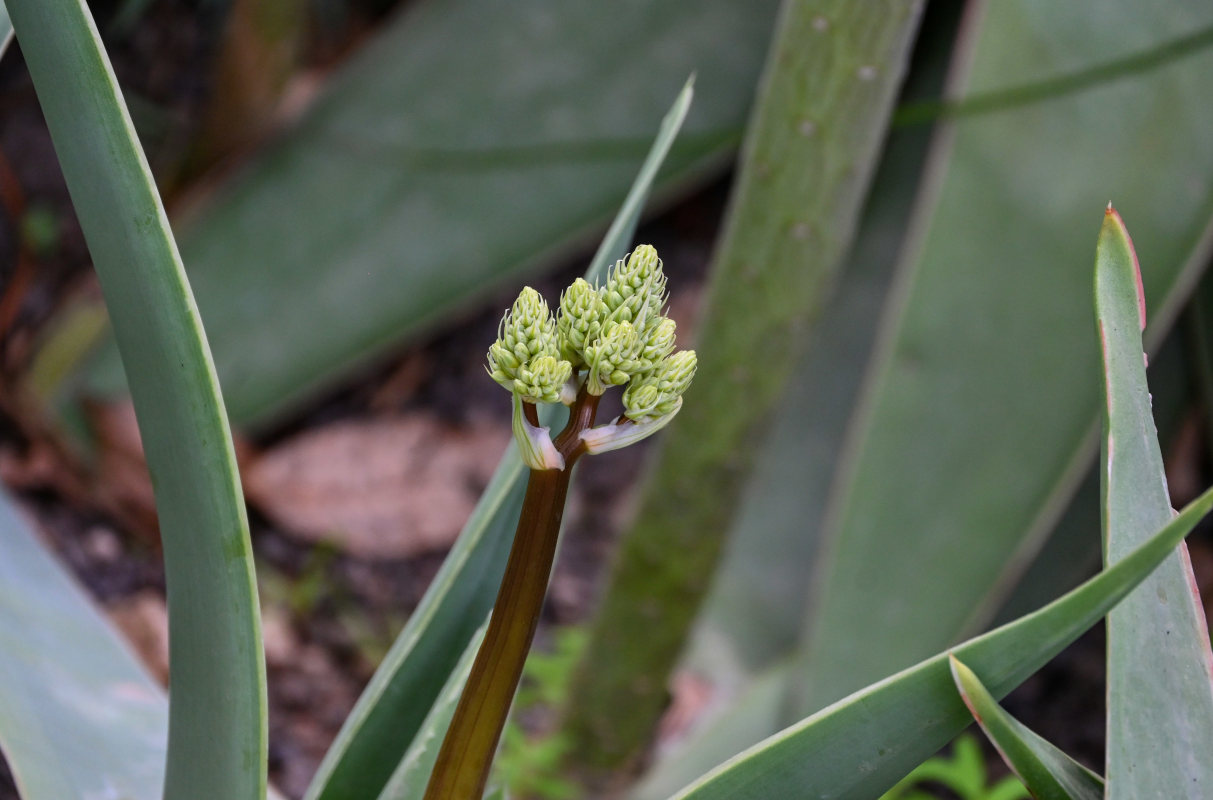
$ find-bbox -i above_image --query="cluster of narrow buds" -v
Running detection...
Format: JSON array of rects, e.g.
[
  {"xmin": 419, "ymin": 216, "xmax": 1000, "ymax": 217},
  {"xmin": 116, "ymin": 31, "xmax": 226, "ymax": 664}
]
[{"xmin": 486, "ymin": 244, "xmax": 697, "ymax": 470}]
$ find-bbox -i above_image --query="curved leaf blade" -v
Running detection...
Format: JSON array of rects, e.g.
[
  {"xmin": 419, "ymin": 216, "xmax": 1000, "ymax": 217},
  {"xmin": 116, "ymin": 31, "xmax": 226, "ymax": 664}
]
[
  {"xmin": 1096, "ymin": 208, "xmax": 1213, "ymax": 798},
  {"xmin": 83, "ymin": 2, "xmax": 778, "ymax": 427},
  {"xmin": 0, "ymin": 492, "xmax": 167, "ymax": 800},
  {"xmin": 668, "ymin": 484, "xmax": 1213, "ymax": 800},
  {"xmin": 5, "ymin": 1, "xmax": 267, "ymax": 797},
  {"xmin": 949, "ymin": 655, "xmax": 1102, "ymax": 800},
  {"xmin": 303, "ymin": 81, "xmax": 693, "ymax": 800},
  {"xmin": 375, "ymin": 620, "xmax": 487, "ymax": 800}
]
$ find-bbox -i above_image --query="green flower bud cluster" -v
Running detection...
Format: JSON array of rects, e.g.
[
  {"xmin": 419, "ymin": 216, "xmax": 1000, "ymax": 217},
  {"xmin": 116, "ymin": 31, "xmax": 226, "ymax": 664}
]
[
  {"xmin": 602, "ymin": 244, "xmax": 668, "ymax": 327},
  {"xmin": 572, "ymin": 245, "xmax": 678, "ymax": 395},
  {"xmin": 622, "ymin": 349, "xmax": 698, "ymax": 422},
  {"xmin": 487, "ymin": 245, "xmax": 696, "ymax": 465},
  {"xmin": 487, "ymin": 288, "xmax": 572, "ymax": 404}
]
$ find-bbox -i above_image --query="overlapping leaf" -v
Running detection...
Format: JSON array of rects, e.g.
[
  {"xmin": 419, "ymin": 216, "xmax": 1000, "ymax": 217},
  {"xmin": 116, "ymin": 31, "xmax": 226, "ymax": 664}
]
[
  {"xmin": 1096, "ymin": 209, "xmax": 1213, "ymax": 798},
  {"xmin": 668, "ymin": 484, "xmax": 1213, "ymax": 799},
  {"xmin": 950, "ymin": 655, "xmax": 1102, "ymax": 800},
  {"xmin": 792, "ymin": 0, "xmax": 1213, "ymax": 721}
]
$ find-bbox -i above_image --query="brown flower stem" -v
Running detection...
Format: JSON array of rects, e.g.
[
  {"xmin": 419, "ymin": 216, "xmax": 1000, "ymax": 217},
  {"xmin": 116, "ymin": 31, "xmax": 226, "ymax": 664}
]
[
  {"xmin": 522, "ymin": 400, "xmax": 540, "ymax": 427},
  {"xmin": 423, "ymin": 388, "xmax": 600, "ymax": 800}
]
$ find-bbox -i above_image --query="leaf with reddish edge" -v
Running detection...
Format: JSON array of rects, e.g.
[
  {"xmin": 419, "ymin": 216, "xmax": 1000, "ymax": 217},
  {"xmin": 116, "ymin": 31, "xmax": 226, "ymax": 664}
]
[
  {"xmin": 668, "ymin": 483, "xmax": 1213, "ymax": 800},
  {"xmin": 949, "ymin": 655, "xmax": 1102, "ymax": 800},
  {"xmin": 1096, "ymin": 207, "xmax": 1213, "ymax": 799}
]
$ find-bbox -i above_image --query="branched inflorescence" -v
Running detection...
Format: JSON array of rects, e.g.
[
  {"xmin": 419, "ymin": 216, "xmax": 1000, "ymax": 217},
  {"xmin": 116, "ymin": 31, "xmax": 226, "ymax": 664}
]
[{"xmin": 487, "ymin": 244, "xmax": 697, "ymax": 470}]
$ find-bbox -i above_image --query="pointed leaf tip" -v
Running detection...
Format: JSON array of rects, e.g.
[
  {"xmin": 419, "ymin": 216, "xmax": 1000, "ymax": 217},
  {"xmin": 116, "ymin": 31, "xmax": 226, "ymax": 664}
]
[
  {"xmin": 947, "ymin": 654, "xmax": 983, "ymax": 725},
  {"xmin": 950, "ymin": 654, "xmax": 1104, "ymax": 800},
  {"xmin": 1099, "ymin": 207, "xmax": 1146, "ymax": 331}
]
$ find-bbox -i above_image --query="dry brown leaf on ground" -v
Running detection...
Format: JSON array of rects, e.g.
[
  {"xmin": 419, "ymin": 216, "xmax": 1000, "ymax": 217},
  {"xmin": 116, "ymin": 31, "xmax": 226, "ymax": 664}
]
[
  {"xmin": 657, "ymin": 670, "xmax": 716, "ymax": 747},
  {"xmin": 244, "ymin": 413, "xmax": 508, "ymax": 558}
]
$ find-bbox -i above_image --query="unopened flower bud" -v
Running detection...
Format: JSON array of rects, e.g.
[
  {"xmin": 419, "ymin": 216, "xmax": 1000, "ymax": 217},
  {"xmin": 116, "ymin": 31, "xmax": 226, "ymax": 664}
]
[
  {"xmin": 584, "ymin": 320, "xmax": 644, "ymax": 395},
  {"xmin": 603, "ymin": 244, "xmax": 667, "ymax": 327},
  {"xmin": 622, "ymin": 349, "xmax": 697, "ymax": 422},
  {"xmin": 654, "ymin": 349, "xmax": 697, "ymax": 394},
  {"xmin": 487, "ymin": 287, "xmax": 559, "ymax": 392},
  {"xmin": 636, "ymin": 317, "xmax": 677, "ymax": 374},
  {"xmin": 556, "ymin": 278, "xmax": 606, "ymax": 367},
  {"xmin": 513, "ymin": 355, "xmax": 573, "ymax": 405}
]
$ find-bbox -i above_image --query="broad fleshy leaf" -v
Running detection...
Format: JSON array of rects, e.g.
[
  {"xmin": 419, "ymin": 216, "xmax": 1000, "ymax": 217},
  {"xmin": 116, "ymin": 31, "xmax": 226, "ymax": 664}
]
[
  {"xmin": 668, "ymin": 484, "xmax": 1213, "ymax": 799},
  {"xmin": 630, "ymin": 6, "xmax": 965, "ymax": 787},
  {"xmin": 6, "ymin": 1, "xmax": 267, "ymax": 797},
  {"xmin": 1096, "ymin": 208, "xmax": 1213, "ymax": 798},
  {"xmin": 0, "ymin": 492, "xmax": 166, "ymax": 800},
  {"xmin": 792, "ymin": 0, "xmax": 1213, "ymax": 721},
  {"xmin": 950, "ymin": 655, "xmax": 1102, "ymax": 800},
  {"xmin": 83, "ymin": 1, "xmax": 781, "ymax": 427}
]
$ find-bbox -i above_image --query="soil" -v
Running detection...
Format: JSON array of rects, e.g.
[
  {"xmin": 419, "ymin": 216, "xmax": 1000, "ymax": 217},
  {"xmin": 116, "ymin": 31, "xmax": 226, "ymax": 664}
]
[{"xmin": 2, "ymin": 3, "xmax": 1212, "ymax": 800}]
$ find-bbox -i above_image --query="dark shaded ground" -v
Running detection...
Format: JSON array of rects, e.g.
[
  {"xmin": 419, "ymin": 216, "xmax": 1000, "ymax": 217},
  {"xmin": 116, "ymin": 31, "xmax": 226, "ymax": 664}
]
[{"xmin": 2, "ymin": 3, "xmax": 1213, "ymax": 800}]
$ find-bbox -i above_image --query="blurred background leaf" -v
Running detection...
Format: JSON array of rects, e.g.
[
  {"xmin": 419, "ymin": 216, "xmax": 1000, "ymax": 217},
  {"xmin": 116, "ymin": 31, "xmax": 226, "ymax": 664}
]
[
  {"xmin": 0, "ymin": 491, "xmax": 166, "ymax": 800},
  {"xmin": 560, "ymin": 0, "xmax": 927, "ymax": 775},
  {"xmin": 792, "ymin": 0, "xmax": 1213, "ymax": 718},
  {"xmin": 77, "ymin": 0, "xmax": 783, "ymax": 428},
  {"xmin": 617, "ymin": 0, "xmax": 1213, "ymax": 789}
]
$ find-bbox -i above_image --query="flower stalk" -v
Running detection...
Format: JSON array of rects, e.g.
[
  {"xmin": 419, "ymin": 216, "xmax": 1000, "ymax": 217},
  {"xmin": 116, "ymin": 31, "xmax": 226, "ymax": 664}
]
[{"xmin": 423, "ymin": 246, "xmax": 696, "ymax": 799}]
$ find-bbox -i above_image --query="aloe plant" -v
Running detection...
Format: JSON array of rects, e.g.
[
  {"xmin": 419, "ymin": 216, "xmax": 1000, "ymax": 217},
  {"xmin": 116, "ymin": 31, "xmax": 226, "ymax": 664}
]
[
  {"xmin": 6, "ymin": 3, "xmax": 1213, "ymax": 800},
  {"xmin": 944, "ymin": 210, "xmax": 1213, "ymax": 800}
]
